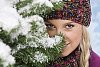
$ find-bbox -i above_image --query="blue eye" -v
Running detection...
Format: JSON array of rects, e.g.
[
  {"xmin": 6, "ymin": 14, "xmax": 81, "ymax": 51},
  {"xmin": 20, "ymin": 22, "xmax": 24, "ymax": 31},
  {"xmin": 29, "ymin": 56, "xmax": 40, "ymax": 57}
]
[{"xmin": 65, "ymin": 24, "xmax": 74, "ymax": 29}]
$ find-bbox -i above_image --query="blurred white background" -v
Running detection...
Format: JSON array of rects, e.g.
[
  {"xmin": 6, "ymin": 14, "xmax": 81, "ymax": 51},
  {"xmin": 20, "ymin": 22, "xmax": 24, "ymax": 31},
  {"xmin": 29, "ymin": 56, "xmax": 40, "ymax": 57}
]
[{"xmin": 88, "ymin": 0, "xmax": 100, "ymax": 56}]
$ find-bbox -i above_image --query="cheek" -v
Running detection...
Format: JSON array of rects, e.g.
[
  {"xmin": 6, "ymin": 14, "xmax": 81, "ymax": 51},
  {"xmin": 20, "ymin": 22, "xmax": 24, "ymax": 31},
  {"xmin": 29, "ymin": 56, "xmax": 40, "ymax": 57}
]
[
  {"xmin": 47, "ymin": 30, "xmax": 56, "ymax": 37},
  {"xmin": 61, "ymin": 29, "xmax": 82, "ymax": 56},
  {"xmin": 65, "ymin": 30, "xmax": 82, "ymax": 48},
  {"xmin": 71, "ymin": 33, "xmax": 82, "ymax": 47}
]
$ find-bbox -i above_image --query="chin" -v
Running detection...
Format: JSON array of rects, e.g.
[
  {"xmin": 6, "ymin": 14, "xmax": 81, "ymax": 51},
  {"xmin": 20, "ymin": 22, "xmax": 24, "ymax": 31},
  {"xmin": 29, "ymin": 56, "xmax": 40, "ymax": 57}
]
[{"xmin": 61, "ymin": 44, "xmax": 73, "ymax": 57}]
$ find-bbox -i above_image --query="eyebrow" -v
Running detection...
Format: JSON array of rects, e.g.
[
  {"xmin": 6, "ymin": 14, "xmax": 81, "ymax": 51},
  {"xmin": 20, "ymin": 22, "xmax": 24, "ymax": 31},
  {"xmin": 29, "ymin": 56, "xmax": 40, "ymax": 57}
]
[
  {"xmin": 45, "ymin": 21, "xmax": 50, "ymax": 23},
  {"xmin": 45, "ymin": 21, "xmax": 53, "ymax": 24},
  {"xmin": 65, "ymin": 21, "xmax": 74, "ymax": 25}
]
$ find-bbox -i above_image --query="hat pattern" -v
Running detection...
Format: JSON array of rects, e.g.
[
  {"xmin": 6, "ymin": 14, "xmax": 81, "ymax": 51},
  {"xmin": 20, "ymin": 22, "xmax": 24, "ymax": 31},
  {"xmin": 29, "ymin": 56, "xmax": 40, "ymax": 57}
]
[{"xmin": 45, "ymin": 0, "xmax": 91, "ymax": 26}]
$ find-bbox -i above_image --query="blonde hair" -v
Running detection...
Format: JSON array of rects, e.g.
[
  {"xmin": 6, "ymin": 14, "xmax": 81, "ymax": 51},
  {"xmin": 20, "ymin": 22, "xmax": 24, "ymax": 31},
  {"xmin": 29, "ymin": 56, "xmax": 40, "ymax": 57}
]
[{"xmin": 80, "ymin": 26, "xmax": 91, "ymax": 67}]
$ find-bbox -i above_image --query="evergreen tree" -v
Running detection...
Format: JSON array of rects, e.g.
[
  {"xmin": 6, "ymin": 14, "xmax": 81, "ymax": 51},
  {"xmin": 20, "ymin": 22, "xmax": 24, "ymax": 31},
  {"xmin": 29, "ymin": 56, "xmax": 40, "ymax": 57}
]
[{"xmin": 0, "ymin": 0, "xmax": 65, "ymax": 67}]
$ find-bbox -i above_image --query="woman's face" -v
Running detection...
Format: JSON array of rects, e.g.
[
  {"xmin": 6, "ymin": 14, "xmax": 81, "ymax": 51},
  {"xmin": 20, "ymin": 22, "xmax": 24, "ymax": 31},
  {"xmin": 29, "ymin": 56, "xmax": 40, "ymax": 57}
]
[{"xmin": 45, "ymin": 19, "xmax": 83, "ymax": 57}]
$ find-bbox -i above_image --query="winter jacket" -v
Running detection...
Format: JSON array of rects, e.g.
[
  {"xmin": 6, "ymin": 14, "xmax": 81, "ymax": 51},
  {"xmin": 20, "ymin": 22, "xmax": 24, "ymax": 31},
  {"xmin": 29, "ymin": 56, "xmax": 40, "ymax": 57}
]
[{"xmin": 89, "ymin": 50, "xmax": 100, "ymax": 67}]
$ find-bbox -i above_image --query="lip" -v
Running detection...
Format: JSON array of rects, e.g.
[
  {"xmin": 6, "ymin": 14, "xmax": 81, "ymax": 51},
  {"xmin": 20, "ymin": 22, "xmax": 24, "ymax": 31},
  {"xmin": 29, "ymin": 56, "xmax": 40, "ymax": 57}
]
[
  {"xmin": 61, "ymin": 43, "xmax": 70, "ymax": 53},
  {"xmin": 64, "ymin": 43, "xmax": 70, "ymax": 47}
]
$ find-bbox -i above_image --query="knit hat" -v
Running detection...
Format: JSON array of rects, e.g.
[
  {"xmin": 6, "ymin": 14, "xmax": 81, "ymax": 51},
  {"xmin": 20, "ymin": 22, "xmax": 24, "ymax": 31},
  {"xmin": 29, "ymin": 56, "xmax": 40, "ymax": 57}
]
[{"xmin": 44, "ymin": 0, "xmax": 91, "ymax": 27}]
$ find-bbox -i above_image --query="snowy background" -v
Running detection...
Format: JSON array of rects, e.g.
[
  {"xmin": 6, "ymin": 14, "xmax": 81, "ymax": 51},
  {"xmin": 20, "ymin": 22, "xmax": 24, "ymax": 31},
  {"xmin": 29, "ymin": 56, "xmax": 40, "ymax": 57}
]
[{"xmin": 88, "ymin": 0, "xmax": 100, "ymax": 56}]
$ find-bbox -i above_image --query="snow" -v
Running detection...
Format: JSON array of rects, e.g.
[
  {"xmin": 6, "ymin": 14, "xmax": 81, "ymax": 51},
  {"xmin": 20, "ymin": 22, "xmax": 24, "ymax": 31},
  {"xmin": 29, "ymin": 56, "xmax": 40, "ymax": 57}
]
[
  {"xmin": 34, "ymin": 51, "xmax": 48, "ymax": 63},
  {"xmin": 0, "ymin": 0, "xmax": 20, "ymax": 32},
  {"xmin": 50, "ymin": 0, "xmax": 62, "ymax": 3},
  {"xmin": 32, "ymin": 0, "xmax": 53, "ymax": 7},
  {"xmin": 0, "ymin": 41, "xmax": 15, "ymax": 67}
]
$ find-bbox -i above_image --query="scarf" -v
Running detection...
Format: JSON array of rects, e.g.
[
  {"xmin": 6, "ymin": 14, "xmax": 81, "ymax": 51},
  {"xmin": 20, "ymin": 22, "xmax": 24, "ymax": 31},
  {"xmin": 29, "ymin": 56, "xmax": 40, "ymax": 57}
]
[{"xmin": 47, "ymin": 46, "xmax": 81, "ymax": 67}]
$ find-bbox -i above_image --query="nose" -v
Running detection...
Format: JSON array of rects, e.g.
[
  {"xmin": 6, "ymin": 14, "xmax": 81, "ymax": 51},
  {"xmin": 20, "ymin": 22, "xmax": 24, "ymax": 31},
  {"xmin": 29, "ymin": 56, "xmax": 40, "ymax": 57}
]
[
  {"xmin": 56, "ymin": 28, "xmax": 64, "ymax": 36},
  {"xmin": 56, "ymin": 29, "xmax": 69, "ymax": 42}
]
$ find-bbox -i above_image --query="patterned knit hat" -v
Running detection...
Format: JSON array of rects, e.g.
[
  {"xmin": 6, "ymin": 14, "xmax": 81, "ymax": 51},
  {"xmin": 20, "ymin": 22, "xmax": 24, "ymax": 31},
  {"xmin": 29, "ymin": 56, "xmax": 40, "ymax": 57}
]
[{"xmin": 44, "ymin": 0, "xmax": 91, "ymax": 27}]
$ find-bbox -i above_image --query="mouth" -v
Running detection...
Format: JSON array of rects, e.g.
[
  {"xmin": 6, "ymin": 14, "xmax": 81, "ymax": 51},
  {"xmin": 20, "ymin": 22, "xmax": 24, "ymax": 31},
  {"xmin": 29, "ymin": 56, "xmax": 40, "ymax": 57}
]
[
  {"xmin": 60, "ymin": 42, "xmax": 70, "ymax": 57},
  {"xmin": 64, "ymin": 42, "xmax": 70, "ymax": 47}
]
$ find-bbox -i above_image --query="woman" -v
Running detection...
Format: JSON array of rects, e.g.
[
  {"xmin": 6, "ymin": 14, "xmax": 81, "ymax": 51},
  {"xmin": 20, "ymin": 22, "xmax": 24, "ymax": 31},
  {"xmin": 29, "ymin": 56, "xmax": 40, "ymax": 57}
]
[{"xmin": 44, "ymin": 0, "xmax": 100, "ymax": 67}]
